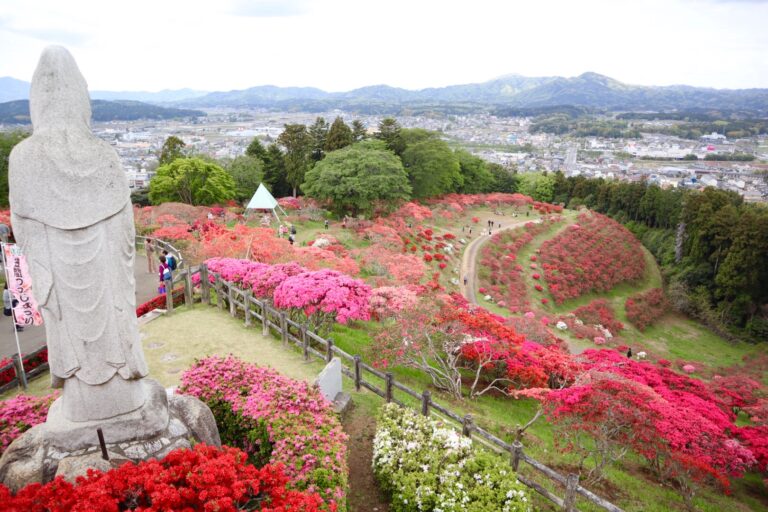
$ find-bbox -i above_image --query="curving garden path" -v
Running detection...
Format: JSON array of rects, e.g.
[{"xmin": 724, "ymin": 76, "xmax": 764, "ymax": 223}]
[{"xmin": 459, "ymin": 219, "xmax": 541, "ymax": 305}]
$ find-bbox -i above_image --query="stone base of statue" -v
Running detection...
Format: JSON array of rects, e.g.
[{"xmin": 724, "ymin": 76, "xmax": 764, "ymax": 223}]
[{"xmin": 0, "ymin": 379, "xmax": 220, "ymax": 492}]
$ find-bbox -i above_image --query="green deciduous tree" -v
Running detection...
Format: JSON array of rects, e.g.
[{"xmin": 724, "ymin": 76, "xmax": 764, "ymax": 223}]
[
  {"xmin": 225, "ymin": 155, "xmax": 265, "ymax": 203},
  {"xmin": 455, "ymin": 150, "xmax": 494, "ymax": 193},
  {"xmin": 149, "ymin": 157, "xmax": 236, "ymax": 205},
  {"xmin": 517, "ymin": 172, "xmax": 555, "ymax": 202},
  {"xmin": 488, "ymin": 163, "xmax": 518, "ymax": 193},
  {"xmin": 0, "ymin": 131, "xmax": 28, "ymax": 207},
  {"xmin": 324, "ymin": 117, "xmax": 354, "ymax": 152},
  {"xmin": 302, "ymin": 140, "xmax": 411, "ymax": 217},
  {"xmin": 277, "ymin": 124, "xmax": 312, "ymax": 197},
  {"xmin": 158, "ymin": 135, "xmax": 187, "ymax": 166},
  {"xmin": 401, "ymin": 138, "xmax": 462, "ymax": 198}
]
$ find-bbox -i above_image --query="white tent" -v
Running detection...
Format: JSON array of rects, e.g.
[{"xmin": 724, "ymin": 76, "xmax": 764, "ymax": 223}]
[{"xmin": 245, "ymin": 183, "xmax": 287, "ymax": 221}]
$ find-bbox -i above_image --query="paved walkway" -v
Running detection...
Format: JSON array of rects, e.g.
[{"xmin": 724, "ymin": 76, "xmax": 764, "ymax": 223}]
[
  {"xmin": 0, "ymin": 251, "xmax": 159, "ymax": 359},
  {"xmin": 459, "ymin": 219, "xmax": 541, "ymax": 305}
]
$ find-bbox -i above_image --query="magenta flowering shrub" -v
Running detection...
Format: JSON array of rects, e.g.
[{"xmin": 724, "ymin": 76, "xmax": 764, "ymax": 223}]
[
  {"xmin": 274, "ymin": 269, "xmax": 371, "ymax": 333},
  {"xmin": 1, "ymin": 392, "xmax": 58, "ymax": 456},
  {"xmin": 369, "ymin": 286, "xmax": 419, "ymax": 320},
  {"xmin": 179, "ymin": 356, "xmax": 347, "ymax": 509},
  {"xmin": 192, "ymin": 257, "xmax": 307, "ymax": 299}
]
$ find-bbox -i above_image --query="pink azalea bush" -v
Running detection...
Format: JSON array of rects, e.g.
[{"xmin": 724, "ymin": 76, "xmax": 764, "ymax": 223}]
[
  {"xmin": 369, "ymin": 286, "xmax": 419, "ymax": 320},
  {"xmin": 180, "ymin": 356, "xmax": 347, "ymax": 509},
  {"xmin": 273, "ymin": 269, "xmax": 371, "ymax": 333},
  {"xmin": 683, "ymin": 364, "xmax": 696, "ymax": 374},
  {"xmin": 1, "ymin": 392, "xmax": 59, "ymax": 456}
]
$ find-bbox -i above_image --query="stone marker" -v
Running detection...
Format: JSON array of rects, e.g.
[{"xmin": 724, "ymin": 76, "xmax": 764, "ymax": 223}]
[
  {"xmin": 0, "ymin": 46, "xmax": 220, "ymax": 491},
  {"xmin": 315, "ymin": 357, "xmax": 350, "ymax": 413}
]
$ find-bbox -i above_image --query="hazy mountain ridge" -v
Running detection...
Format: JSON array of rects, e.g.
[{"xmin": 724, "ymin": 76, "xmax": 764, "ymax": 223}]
[
  {"xmin": 0, "ymin": 99, "xmax": 205, "ymax": 125},
  {"xmin": 2, "ymin": 72, "xmax": 767, "ymax": 113}
]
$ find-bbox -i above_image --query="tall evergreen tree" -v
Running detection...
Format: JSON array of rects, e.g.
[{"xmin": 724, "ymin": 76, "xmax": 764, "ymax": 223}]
[
  {"xmin": 277, "ymin": 124, "xmax": 312, "ymax": 197},
  {"xmin": 351, "ymin": 120, "xmax": 367, "ymax": 142},
  {"xmin": 245, "ymin": 137, "xmax": 268, "ymax": 161},
  {"xmin": 308, "ymin": 117, "xmax": 329, "ymax": 162},
  {"xmin": 325, "ymin": 117, "xmax": 354, "ymax": 152},
  {"xmin": 262, "ymin": 143, "xmax": 291, "ymax": 198},
  {"xmin": 375, "ymin": 117, "xmax": 405, "ymax": 156}
]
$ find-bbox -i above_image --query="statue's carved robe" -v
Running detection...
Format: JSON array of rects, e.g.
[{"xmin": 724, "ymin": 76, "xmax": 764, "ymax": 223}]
[{"xmin": 10, "ymin": 131, "xmax": 148, "ymax": 419}]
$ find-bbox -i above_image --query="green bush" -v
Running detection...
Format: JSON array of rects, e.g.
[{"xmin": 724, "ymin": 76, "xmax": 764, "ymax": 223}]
[{"xmin": 373, "ymin": 403, "xmax": 532, "ymax": 512}]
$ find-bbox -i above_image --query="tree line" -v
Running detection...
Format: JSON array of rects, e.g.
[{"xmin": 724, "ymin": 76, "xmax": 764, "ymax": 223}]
[
  {"xmin": 144, "ymin": 117, "xmax": 520, "ymax": 216},
  {"xmin": 549, "ymin": 173, "xmax": 768, "ymax": 340}
]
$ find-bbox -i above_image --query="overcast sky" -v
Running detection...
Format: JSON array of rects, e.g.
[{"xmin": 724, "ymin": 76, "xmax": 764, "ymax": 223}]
[{"xmin": 0, "ymin": 0, "xmax": 766, "ymax": 92}]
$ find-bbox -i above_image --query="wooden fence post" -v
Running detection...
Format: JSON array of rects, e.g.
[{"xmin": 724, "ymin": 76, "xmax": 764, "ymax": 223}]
[
  {"xmin": 510, "ymin": 440, "xmax": 523, "ymax": 472},
  {"xmin": 11, "ymin": 354, "xmax": 27, "ymax": 390},
  {"xmin": 301, "ymin": 325, "xmax": 309, "ymax": 360},
  {"xmin": 280, "ymin": 312, "xmax": 288, "ymax": 346},
  {"xmin": 216, "ymin": 277, "xmax": 224, "ymax": 311},
  {"xmin": 165, "ymin": 280, "xmax": 174, "ymax": 313},
  {"xmin": 326, "ymin": 337, "xmax": 334, "ymax": 363},
  {"xmin": 262, "ymin": 304, "xmax": 269, "ymax": 336},
  {"xmin": 200, "ymin": 264, "xmax": 210, "ymax": 305},
  {"xmin": 244, "ymin": 290, "xmax": 253, "ymax": 327},
  {"xmin": 462, "ymin": 414, "xmax": 474, "ymax": 437},
  {"xmin": 354, "ymin": 355, "xmax": 361, "ymax": 391},
  {"xmin": 228, "ymin": 284, "xmax": 236, "ymax": 317},
  {"xmin": 421, "ymin": 390, "xmax": 431, "ymax": 416},
  {"xmin": 563, "ymin": 473, "xmax": 579, "ymax": 512},
  {"xmin": 385, "ymin": 372, "xmax": 394, "ymax": 403},
  {"xmin": 184, "ymin": 270, "xmax": 193, "ymax": 306}
]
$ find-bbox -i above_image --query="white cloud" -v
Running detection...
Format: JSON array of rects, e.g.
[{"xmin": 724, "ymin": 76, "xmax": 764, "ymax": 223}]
[{"xmin": 0, "ymin": 0, "xmax": 765, "ymax": 92}]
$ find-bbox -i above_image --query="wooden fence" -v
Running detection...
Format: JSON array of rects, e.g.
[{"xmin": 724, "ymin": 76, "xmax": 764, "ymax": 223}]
[
  {"xmin": 0, "ymin": 346, "xmax": 49, "ymax": 394},
  {"xmin": 181, "ymin": 263, "xmax": 624, "ymax": 512}
]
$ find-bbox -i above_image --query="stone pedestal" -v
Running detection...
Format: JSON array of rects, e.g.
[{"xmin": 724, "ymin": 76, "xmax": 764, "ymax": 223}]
[{"xmin": 0, "ymin": 380, "xmax": 220, "ymax": 492}]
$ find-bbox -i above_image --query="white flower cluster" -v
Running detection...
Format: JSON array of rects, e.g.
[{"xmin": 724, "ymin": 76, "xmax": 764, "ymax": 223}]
[{"xmin": 372, "ymin": 403, "xmax": 533, "ymax": 512}]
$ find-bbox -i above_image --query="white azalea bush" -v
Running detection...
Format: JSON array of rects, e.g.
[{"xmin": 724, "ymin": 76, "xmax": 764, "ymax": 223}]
[{"xmin": 373, "ymin": 404, "xmax": 533, "ymax": 512}]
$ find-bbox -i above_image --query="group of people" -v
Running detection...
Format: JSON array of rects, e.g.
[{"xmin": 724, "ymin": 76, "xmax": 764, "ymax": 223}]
[
  {"xmin": 145, "ymin": 239, "xmax": 178, "ymax": 294},
  {"xmin": 278, "ymin": 223, "xmax": 298, "ymax": 245}
]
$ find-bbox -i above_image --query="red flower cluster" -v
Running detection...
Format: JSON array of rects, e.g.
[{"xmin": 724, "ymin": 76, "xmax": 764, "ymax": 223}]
[
  {"xmin": 135, "ymin": 288, "xmax": 185, "ymax": 317},
  {"xmin": 0, "ymin": 444, "xmax": 323, "ymax": 512},
  {"xmin": 570, "ymin": 299, "xmax": 624, "ymax": 336},
  {"xmin": 625, "ymin": 288, "xmax": 669, "ymax": 331},
  {"xmin": 539, "ymin": 213, "xmax": 645, "ymax": 303},
  {"xmin": 477, "ymin": 220, "xmax": 557, "ymax": 313},
  {"xmin": 0, "ymin": 350, "xmax": 49, "ymax": 387}
]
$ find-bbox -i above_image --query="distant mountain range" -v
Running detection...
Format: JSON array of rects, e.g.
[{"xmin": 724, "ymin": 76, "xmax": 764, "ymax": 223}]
[
  {"xmin": 0, "ymin": 99, "xmax": 205, "ymax": 125},
  {"xmin": 2, "ymin": 72, "xmax": 768, "ymax": 114}
]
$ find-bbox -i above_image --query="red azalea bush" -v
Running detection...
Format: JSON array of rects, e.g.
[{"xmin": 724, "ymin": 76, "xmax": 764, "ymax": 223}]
[
  {"xmin": 0, "ymin": 444, "xmax": 324, "ymax": 511},
  {"xmin": 1, "ymin": 392, "xmax": 58, "ymax": 456},
  {"xmin": 0, "ymin": 349, "xmax": 50, "ymax": 387},
  {"xmin": 625, "ymin": 288, "xmax": 669, "ymax": 331},
  {"xmin": 571, "ymin": 299, "xmax": 624, "ymax": 336},
  {"xmin": 135, "ymin": 287, "xmax": 185, "ymax": 317},
  {"xmin": 180, "ymin": 356, "xmax": 347, "ymax": 509},
  {"xmin": 476, "ymin": 219, "xmax": 558, "ymax": 313},
  {"xmin": 539, "ymin": 213, "xmax": 645, "ymax": 303},
  {"xmin": 277, "ymin": 196, "xmax": 302, "ymax": 210}
]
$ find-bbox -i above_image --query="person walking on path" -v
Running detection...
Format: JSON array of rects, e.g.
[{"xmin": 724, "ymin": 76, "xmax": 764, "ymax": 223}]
[
  {"xmin": 145, "ymin": 239, "xmax": 155, "ymax": 273},
  {"xmin": 163, "ymin": 250, "xmax": 177, "ymax": 273},
  {"xmin": 158, "ymin": 255, "xmax": 172, "ymax": 294}
]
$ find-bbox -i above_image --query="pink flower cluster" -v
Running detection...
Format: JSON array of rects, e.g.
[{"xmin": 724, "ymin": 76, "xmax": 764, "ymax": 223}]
[
  {"xmin": 1, "ymin": 392, "xmax": 58, "ymax": 456},
  {"xmin": 369, "ymin": 286, "xmax": 419, "ymax": 320},
  {"xmin": 180, "ymin": 356, "xmax": 348, "ymax": 508},
  {"xmin": 273, "ymin": 268, "xmax": 371, "ymax": 326}
]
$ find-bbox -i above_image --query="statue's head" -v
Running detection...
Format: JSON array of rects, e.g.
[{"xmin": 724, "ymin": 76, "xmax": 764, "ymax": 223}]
[{"xmin": 30, "ymin": 46, "xmax": 91, "ymax": 132}]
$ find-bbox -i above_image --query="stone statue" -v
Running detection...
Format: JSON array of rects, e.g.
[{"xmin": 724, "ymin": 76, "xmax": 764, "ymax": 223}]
[
  {"xmin": 9, "ymin": 46, "xmax": 148, "ymax": 422},
  {"xmin": 0, "ymin": 46, "xmax": 220, "ymax": 491}
]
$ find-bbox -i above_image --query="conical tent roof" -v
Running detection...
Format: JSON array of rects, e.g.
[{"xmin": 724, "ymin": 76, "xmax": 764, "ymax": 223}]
[{"xmin": 246, "ymin": 183, "xmax": 279, "ymax": 210}]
